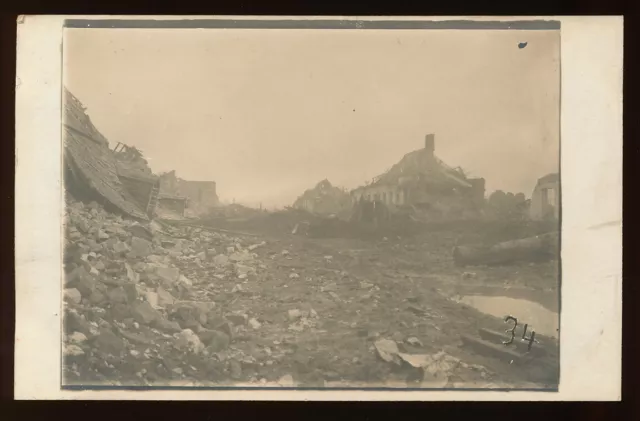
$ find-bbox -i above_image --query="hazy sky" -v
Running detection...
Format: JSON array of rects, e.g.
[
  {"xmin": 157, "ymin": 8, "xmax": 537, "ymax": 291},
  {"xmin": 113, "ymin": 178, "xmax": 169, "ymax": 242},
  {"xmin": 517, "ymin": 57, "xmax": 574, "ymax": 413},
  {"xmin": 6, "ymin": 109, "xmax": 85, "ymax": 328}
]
[{"xmin": 63, "ymin": 27, "xmax": 560, "ymax": 208}]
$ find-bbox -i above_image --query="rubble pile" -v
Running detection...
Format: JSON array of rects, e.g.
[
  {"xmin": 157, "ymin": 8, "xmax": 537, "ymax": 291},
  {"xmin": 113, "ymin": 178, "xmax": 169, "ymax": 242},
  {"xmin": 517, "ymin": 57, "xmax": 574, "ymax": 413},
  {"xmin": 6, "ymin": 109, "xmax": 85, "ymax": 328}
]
[
  {"xmin": 62, "ymin": 197, "xmax": 557, "ymax": 388},
  {"xmin": 62, "ymin": 198, "xmax": 278, "ymax": 386}
]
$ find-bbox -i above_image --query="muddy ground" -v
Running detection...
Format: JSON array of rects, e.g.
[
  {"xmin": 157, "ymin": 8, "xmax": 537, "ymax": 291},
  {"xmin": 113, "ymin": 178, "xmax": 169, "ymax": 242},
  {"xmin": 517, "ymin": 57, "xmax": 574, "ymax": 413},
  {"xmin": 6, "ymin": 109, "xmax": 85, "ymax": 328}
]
[
  {"xmin": 182, "ymin": 214, "xmax": 560, "ymax": 388},
  {"xmin": 63, "ymin": 202, "xmax": 560, "ymax": 389}
]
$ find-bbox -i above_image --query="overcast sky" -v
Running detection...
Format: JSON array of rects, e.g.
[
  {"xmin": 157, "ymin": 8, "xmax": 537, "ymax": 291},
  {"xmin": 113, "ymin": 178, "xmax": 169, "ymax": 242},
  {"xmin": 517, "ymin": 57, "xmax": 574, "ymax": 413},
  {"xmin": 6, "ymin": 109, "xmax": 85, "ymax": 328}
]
[{"xmin": 63, "ymin": 27, "xmax": 560, "ymax": 209}]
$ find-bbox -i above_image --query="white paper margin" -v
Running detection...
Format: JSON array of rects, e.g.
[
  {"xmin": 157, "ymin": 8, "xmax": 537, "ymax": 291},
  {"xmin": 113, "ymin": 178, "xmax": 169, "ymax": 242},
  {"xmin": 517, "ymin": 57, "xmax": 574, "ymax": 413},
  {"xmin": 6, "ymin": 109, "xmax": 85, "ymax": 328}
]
[{"xmin": 15, "ymin": 15, "xmax": 623, "ymax": 401}]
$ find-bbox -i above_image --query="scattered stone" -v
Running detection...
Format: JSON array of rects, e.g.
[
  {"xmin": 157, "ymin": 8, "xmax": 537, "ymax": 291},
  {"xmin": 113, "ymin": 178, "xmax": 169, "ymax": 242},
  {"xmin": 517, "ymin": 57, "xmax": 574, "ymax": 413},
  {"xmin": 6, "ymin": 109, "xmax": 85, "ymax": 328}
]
[
  {"xmin": 131, "ymin": 236, "xmax": 153, "ymax": 257},
  {"xmin": 119, "ymin": 329, "xmax": 154, "ymax": 345},
  {"xmin": 374, "ymin": 339, "xmax": 402, "ymax": 365},
  {"xmin": 462, "ymin": 272, "xmax": 477, "ymax": 279},
  {"xmin": 229, "ymin": 360, "xmax": 242, "ymax": 379},
  {"xmin": 213, "ymin": 254, "xmax": 229, "ymax": 266},
  {"xmin": 125, "ymin": 263, "xmax": 140, "ymax": 283},
  {"xmin": 199, "ymin": 329, "xmax": 230, "ymax": 352},
  {"xmin": 289, "ymin": 273, "xmax": 300, "ymax": 280},
  {"xmin": 89, "ymin": 290, "xmax": 107, "ymax": 306},
  {"xmin": 155, "ymin": 266, "xmax": 180, "ymax": 285},
  {"xmin": 226, "ymin": 314, "xmax": 247, "ymax": 326},
  {"xmin": 175, "ymin": 329, "xmax": 204, "ymax": 354},
  {"xmin": 406, "ymin": 337, "xmax": 424, "ymax": 347},
  {"xmin": 146, "ymin": 291, "xmax": 159, "ymax": 309},
  {"xmin": 112, "ymin": 241, "xmax": 130, "ymax": 254},
  {"xmin": 132, "ymin": 301, "xmax": 160, "ymax": 325},
  {"xmin": 178, "ymin": 275, "xmax": 193, "ymax": 287},
  {"xmin": 247, "ymin": 242, "xmax": 266, "ymax": 251},
  {"xmin": 106, "ymin": 286, "xmax": 128, "ymax": 304},
  {"xmin": 156, "ymin": 287, "xmax": 175, "ymax": 307},
  {"xmin": 123, "ymin": 283, "xmax": 139, "ymax": 302},
  {"xmin": 248, "ymin": 318, "xmax": 261, "ymax": 329},
  {"xmin": 128, "ymin": 224, "xmax": 153, "ymax": 241},
  {"xmin": 65, "ymin": 311, "xmax": 92, "ymax": 335},
  {"xmin": 154, "ymin": 318, "xmax": 182, "ymax": 333},
  {"xmin": 66, "ymin": 267, "xmax": 97, "ymax": 297},
  {"xmin": 93, "ymin": 329, "xmax": 125, "ymax": 355},
  {"xmin": 98, "ymin": 230, "xmax": 110, "ymax": 240},
  {"xmin": 64, "ymin": 288, "xmax": 82, "ymax": 304},
  {"xmin": 64, "ymin": 344, "xmax": 85, "ymax": 357},
  {"xmin": 277, "ymin": 374, "xmax": 295, "ymax": 387},
  {"xmin": 229, "ymin": 251, "xmax": 254, "ymax": 263},
  {"xmin": 288, "ymin": 309, "xmax": 303, "ymax": 321},
  {"xmin": 69, "ymin": 331, "xmax": 88, "ymax": 344},
  {"xmin": 391, "ymin": 331, "xmax": 404, "ymax": 342}
]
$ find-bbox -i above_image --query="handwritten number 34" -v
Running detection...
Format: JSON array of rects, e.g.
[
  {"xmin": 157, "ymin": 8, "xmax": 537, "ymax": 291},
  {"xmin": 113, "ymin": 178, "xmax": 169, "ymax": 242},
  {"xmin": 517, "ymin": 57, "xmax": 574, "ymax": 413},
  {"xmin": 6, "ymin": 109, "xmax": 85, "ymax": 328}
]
[{"xmin": 503, "ymin": 315, "xmax": 537, "ymax": 351}]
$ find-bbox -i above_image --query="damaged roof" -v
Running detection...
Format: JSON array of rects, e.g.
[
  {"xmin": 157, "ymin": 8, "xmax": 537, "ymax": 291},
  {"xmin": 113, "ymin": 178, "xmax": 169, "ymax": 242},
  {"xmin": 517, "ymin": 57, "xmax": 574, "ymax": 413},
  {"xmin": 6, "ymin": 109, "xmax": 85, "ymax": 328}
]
[
  {"xmin": 63, "ymin": 87, "xmax": 110, "ymax": 148},
  {"xmin": 368, "ymin": 148, "xmax": 472, "ymax": 189},
  {"xmin": 294, "ymin": 179, "xmax": 350, "ymax": 203},
  {"xmin": 63, "ymin": 88, "xmax": 150, "ymax": 221}
]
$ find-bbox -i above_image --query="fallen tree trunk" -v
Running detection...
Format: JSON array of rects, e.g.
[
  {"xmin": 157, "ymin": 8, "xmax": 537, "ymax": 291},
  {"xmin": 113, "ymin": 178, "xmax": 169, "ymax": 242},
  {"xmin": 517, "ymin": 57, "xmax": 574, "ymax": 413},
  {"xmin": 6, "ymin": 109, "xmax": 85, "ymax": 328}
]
[{"xmin": 453, "ymin": 232, "xmax": 559, "ymax": 267}]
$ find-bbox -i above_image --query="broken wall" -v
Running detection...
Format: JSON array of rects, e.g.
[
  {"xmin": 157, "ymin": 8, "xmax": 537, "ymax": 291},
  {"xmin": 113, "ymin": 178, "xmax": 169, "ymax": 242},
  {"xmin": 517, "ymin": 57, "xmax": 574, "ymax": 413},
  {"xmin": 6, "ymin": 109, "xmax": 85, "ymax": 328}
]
[
  {"xmin": 158, "ymin": 197, "xmax": 187, "ymax": 216},
  {"xmin": 530, "ymin": 175, "xmax": 560, "ymax": 221}
]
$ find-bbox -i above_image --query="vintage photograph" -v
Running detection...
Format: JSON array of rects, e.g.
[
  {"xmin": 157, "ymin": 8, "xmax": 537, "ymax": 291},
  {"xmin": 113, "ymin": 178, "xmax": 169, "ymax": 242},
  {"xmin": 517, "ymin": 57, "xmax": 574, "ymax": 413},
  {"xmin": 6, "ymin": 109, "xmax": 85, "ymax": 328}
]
[{"xmin": 60, "ymin": 19, "xmax": 561, "ymax": 390}]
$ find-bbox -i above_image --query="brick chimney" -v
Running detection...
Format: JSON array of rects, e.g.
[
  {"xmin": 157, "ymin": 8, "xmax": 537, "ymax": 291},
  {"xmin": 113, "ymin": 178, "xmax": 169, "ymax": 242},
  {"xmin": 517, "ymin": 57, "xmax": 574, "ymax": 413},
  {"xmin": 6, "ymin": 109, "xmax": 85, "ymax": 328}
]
[{"xmin": 424, "ymin": 134, "xmax": 435, "ymax": 156}]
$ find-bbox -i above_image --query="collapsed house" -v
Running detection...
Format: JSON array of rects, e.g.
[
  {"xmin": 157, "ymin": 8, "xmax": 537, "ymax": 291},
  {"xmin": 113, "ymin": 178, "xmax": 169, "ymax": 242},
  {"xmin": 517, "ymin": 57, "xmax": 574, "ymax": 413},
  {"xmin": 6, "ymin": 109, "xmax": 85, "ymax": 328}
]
[
  {"xmin": 351, "ymin": 134, "xmax": 485, "ymax": 219},
  {"xmin": 529, "ymin": 173, "xmax": 560, "ymax": 221},
  {"xmin": 159, "ymin": 170, "xmax": 219, "ymax": 217},
  {"xmin": 63, "ymin": 88, "xmax": 156, "ymax": 221},
  {"xmin": 292, "ymin": 179, "xmax": 353, "ymax": 217}
]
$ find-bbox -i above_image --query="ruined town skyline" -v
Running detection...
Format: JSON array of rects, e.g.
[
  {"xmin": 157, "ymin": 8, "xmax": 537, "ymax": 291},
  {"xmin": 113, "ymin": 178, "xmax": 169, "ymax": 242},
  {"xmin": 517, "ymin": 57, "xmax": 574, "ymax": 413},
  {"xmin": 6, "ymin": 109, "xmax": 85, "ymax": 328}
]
[{"xmin": 63, "ymin": 28, "xmax": 560, "ymax": 209}]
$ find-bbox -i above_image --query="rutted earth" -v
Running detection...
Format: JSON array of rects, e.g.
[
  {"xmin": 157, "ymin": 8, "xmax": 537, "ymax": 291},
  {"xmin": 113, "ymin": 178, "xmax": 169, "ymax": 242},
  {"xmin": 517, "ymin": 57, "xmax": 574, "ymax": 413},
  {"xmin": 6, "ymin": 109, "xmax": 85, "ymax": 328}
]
[{"xmin": 63, "ymin": 198, "xmax": 559, "ymax": 389}]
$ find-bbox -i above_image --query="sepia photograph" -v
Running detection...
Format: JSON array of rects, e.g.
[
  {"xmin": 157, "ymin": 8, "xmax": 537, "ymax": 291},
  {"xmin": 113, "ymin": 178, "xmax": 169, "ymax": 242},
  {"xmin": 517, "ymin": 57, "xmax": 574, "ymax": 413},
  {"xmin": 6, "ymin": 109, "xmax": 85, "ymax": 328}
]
[{"xmin": 59, "ymin": 19, "xmax": 562, "ymax": 390}]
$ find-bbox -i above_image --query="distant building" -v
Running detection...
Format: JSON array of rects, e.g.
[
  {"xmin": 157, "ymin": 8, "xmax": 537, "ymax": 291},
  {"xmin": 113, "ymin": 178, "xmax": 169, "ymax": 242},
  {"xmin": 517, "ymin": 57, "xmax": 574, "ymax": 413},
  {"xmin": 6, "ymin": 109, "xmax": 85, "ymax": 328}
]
[
  {"xmin": 159, "ymin": 170, "xmax": 219, "ymax": 216},
  {"xmin": 530, "ymin": 173, "xmax": 560, "ymax": 220},
  {"xmin": 351, "ymin": 134, "xmax": 485, "ymax": 217},
  {"xmin": 293, "ymin": 179, "xmax": 352, "ymax": 216}
]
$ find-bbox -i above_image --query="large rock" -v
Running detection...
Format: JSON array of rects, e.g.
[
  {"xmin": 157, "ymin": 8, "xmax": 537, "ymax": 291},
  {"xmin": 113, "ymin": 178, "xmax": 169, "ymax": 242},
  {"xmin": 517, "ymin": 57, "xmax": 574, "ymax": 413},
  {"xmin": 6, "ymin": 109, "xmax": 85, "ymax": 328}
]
[
  {"xmin": 131, "ymin": 236, "xmax": 153, "ymax": 257},
  {"xmin": 132, "ymin": 301, "xmax": 160, "ymax": 325}
]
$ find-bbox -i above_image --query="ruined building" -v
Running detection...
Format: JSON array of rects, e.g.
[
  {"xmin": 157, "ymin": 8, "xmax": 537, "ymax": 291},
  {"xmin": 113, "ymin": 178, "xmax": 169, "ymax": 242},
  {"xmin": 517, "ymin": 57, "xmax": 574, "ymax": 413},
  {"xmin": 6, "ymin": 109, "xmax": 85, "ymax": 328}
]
[
  {"xmin": 351, "ymin": 134, "xmax": 485, "ymax": 218},
  {"xmin": 529, "ymin": 173, "xmax": 560, "ymax": 220},
  {"xmin": 63, "ymin": 88, "xmax": 157, "ymax": 220},
  {"xmin": 159, "ymin": 170, "xmax": 219, "ymax": 216},
  {"xmin": 292, "ymin": 179, "xmax": 353, "ymax": 217}
]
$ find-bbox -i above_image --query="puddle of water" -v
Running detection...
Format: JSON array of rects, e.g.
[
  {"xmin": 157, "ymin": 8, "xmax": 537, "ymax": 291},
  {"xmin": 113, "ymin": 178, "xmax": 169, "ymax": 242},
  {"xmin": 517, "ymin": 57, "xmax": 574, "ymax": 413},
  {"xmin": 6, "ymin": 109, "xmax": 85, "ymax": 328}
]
[{"xmin": 459, "ymin": 295, "xmax": 559, "ymax": 338}]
